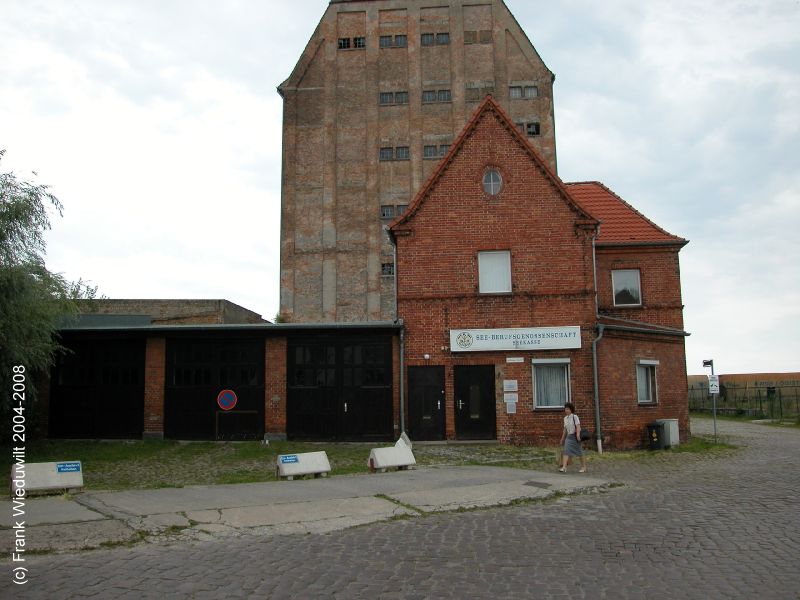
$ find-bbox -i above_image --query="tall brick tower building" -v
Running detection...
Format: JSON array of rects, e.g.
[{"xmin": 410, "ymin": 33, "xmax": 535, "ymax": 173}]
[{"xmin": 279, "ymin": 0, "xmax": 557, "ymax": 322}]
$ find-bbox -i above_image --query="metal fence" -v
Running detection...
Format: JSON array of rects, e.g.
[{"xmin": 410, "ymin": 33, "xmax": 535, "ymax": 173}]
[{"xmin": 688, "ymin": 383, "xmax": 800, "ymax": 422}]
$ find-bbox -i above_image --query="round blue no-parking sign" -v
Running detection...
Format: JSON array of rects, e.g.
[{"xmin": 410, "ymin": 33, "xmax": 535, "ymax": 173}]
[{"xmin": 217, "ymin": 389, "xmax": 238, "ymax": 411}]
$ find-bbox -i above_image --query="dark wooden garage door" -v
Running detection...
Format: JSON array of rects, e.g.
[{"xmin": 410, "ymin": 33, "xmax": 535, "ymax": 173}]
[
  {"xmin": 287, "ymin": 337, "xmax": 393, "ymax": 441},
  {"xmin": 165, "ymin": 338, "xmax": 265, "ymax": 440},
  {"xmin": 50, "ymin": 339, "xmax": 145, "ymax": 439}
]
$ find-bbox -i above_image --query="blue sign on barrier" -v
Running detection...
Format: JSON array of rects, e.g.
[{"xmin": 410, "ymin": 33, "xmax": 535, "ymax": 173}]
[
  {"xmin": 280, "ymin": 455, "xmax": 299, "ymax": 464},
  {"xmin": 57, "ymin": 462, "xmax": 81, "ymax": 473}
]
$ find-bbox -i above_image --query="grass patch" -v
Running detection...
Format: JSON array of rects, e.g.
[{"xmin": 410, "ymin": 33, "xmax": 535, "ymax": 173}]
[{"xmin": 1, "ymin": 434, "xmax": 734, "ymax": 494}]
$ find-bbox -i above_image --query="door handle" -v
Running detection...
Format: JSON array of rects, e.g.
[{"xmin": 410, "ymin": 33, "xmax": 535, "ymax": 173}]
[
  {"xmin": 344, "ymin": 402, "xmax": 348, "ymax": 413},
  {"xmin": 457, "ymin": 399, "xmax": 464, "ymax": 409},
  {"xmin": 437, "ymin": 400, "xmax": 441, "ymax": 410}
]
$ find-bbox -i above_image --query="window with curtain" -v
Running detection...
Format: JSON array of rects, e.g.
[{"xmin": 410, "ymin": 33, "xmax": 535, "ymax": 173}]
[{"xmin": 533, "ymin": 360, "xmax": 570, "ymax": 408}]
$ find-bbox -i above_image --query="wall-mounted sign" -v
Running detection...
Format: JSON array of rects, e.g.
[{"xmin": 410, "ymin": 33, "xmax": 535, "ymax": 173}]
[
  {"xmin": 503, "ymin": 380, "xmax": 518, "ymax": 392},
  {"xmin": 506, "ymin": 357, "xmax": 524, "ymax": 363},
  {"xmin": 506, "ymin": 402, "xmax": 517, "ymax": 414},
  {"xmin": 450, "ymin": 326, "xmax": 581, "ymax": 352},
  {"xmin": 504, "ymin": 393, "xmax": 519, "ymax": 403},
  {"xmin": 217, "ymin": 389, "xmax": 238, "ymax": 411}
]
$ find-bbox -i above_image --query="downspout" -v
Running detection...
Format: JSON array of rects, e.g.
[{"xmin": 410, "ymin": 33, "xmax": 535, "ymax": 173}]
[
  {"xmin": 591, "ymin": 232, "xmax": 604, "ymax": 453},
  {"xmin": 390, "ymin": 228, "xmax": 406, "ymax": 434}
]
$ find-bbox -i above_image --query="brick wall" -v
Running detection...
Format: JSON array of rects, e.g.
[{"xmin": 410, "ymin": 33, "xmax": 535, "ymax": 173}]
[
  {"xmin": 143, "ymin": 337, "xmax": 166, "ymax": 439},
  {"xmin": 280, "ymin": 0, "xmax": 558, "ymax": 322},
  {"xmin": 264, "ymin": 337, "xmax": 287, "ymax": 438},
  {"xmin": 595, "ymin": 247, "xmax": 685, "ymax": 330},
  {"xmin": 596, "ymin": 331, "xmax": 689, "ymax": 448}
]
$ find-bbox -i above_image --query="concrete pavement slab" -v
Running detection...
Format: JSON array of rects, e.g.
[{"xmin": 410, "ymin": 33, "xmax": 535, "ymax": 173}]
[
  {"xmin": 0, "ymin": 519, "xmax": 136, "ymax": 552},
  {"xmin": 186, "ymin": 496, "xmax": 416, "ymax": 529},
  {"xmin": 76, "ymin": 465, "xmax": 600, "ymax": 517},
  {"xmin": 0, "ymin": 495, "xmax": 106, "ymax": 526}
]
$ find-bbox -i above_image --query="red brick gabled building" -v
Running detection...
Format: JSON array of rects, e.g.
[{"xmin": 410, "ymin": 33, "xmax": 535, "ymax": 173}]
[{"xmin": 389, "ymin": 96, "xmax": 689, "ymax": 448}]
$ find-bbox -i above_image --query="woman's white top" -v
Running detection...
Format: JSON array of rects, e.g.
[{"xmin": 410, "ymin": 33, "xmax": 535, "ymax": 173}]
[{"xmin": 564, "ymin": 414, "xmax": 580, "ymax": 434}]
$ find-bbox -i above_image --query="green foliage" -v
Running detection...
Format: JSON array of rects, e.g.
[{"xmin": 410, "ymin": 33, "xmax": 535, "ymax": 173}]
[{"xmin": 0, "ymin": 150, "xmax": 97, "ymax": 431}]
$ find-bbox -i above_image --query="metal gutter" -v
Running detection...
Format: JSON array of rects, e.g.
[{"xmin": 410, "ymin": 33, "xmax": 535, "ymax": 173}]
[{"xmin": 59, "ymin": 321, "xmax": 404, "ymax": 334}]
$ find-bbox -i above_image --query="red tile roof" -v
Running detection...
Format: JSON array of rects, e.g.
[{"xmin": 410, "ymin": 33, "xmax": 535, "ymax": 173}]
[{"xmin": 566, "ymin": 182, "xmax": 687, "ymax": 246}]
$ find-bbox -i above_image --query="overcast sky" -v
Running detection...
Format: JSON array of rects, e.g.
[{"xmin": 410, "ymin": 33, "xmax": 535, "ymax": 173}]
[{"xmin": 1, "ymin": 0, "xmax": 798, "ymax": 375}]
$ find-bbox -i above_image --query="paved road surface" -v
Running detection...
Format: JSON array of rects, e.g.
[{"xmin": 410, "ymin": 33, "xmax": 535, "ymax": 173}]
[{"xmin": 8, "ymin": 419, "xmax": 800, "ymax": 599}]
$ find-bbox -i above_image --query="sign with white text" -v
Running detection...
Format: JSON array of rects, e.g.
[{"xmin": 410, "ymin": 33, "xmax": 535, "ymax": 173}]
[
  {"xmin": 450, "ymin": 326, "xmax": 581, "ymax": 352},
  {"xmin": 708, "ymin": 375, "xmax": 720, "ymax": 395}
]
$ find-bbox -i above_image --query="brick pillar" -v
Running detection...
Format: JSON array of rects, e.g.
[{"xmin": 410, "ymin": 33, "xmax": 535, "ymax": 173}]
[
  {"xmin": 143, "ymin": 336, "xmax": 166, "ymax": 440},
  {"xmin": 264, "ymin": 337, "xmax": 287, "ymax": 440}
]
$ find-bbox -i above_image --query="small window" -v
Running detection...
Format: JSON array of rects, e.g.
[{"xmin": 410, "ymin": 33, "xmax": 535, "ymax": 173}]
[
  {"xmin": 464, "ymin": 30, "xmax": 477, "ymax": 44},
  {"xmin": 381, "ymin": 262, "xmax": 395, "ymax": 276},
  {"xmin": 380, "ymin": 205, "xmax": 395, "ymax": 219},
  {"xmin": 421, "ymin": 33, "xmax": 435, "ymax": 46},
  {"xmin": 525, "ymin": 86, "xmax": 539, "ymax": 98},
  {"xmin": 379, "ymin": 92, "xmax": 394, "ymax": 105},
  {"xmin": 379, "ymin": 35, "xmax": 393, "ymax": 49},
  {"xmin": 612, "ymin": 269, "xmax": 642, "ymax": 306},
  {"xmin": 395, "ymin": 146, "xmax": 410, "ymax": 160},
  {"xmin": 422, "ymin": 90, "xmax": 437, "ymax": 103},
  {"xmin": 394, "ymin": 91, "xmax": 409, "ymax": 104},
  {"xmin": 353, "ymin": 37, "xmax": 366, "ymax": 49},
  {"xmin": 515, "ymin": 122, "xmax": 525, "ymax": 133},
  {"xmin": 439, "ymin": 144, "xmax": 450, "ymax": 156},
  {"xmin": 436, "ymin": 32, "xmax": 450, "ymax": 45},
  {"xmin": 637, "ymin": 361, "xmax": 659, "ymax": 404},
  {"xmin": 395, "ymin": 35, "xmax": 407, "ymax": 48},
  {"xmin": 478, "ymin": 250, "xmax": 511, "ymax": 294},
  {"xmin": 423, "ymin": 145, "xmax": 438, "ymax": 159},
  {"xmin": 532, "ymin": 359, "xmax": 571, "ymax": 408},
  {"xmin": 396, "ymin": 204, "xmax": 408, "ymax": 214},
  {"xmin": 479, "ymin": 30, "xmax": 492, "ymax": 44},
  {"xmin": 338, "ymin": 38, "xmax": 351, "ymax": 50},
  {"xmin": 526, "ymin": 122, "xmax": 541, "ymax": 137},
  {"xmin": 379, "ymin": 147, "xmax": 394, "ymax": 161},
  {"xmin": 509, "ymin": 86, "xmax": 523, "ymax": 99},
  {"xmin": 482, "ymin": 169, "xmax": 502, "ymax": 195},
  {"xmin": 437, "ymin": 89, "xmax": 451, "ymax": 102}
]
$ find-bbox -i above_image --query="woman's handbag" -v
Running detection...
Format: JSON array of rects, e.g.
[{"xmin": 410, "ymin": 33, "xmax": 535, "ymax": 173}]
[{"xmin": 573, "ymin": 415, "xmax": 591, "ymax": 441}]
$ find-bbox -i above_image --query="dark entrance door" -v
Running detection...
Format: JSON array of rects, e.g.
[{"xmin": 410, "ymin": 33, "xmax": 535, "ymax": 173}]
[
  {"xmin": 454, "ymin": 365, "xmax": 496, "ymax": 440},
  {"xmin": 50, "ymin": 338, "xmax": 145, "ymax": 438},
  {"xmin": 165, "ymin": 338, "xmax": 265, "ymax": 440},
  {"xmin": 407, "ymin": 366, "xmax": 445, "ymax": 441},
  {"xmin": 287, "ymin": 337, "xmax": 393, "ymax": 441}
]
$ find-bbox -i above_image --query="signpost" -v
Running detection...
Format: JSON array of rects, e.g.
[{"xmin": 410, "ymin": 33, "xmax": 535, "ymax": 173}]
[{"xmin": 703, "ymin": 359, "xmax": 718, "ymax": 443}]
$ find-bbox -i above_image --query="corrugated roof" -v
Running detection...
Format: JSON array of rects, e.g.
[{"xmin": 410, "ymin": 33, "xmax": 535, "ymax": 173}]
[{"xmin": 566, "ymin": 182, "xmax": 687, "ymax": 246}]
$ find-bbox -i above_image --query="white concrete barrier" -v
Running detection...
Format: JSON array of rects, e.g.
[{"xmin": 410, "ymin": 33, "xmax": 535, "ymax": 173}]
[
  {"xmin": 368, "ymin": 435, "xmax": 416, "ymax": 473},
  {"xmin": 10, "ymin": 461, "xmax": 84, "ymax": 495},
  {"xmin": 276, "ymin": 451, "xmax": 331, "ymax": 480}
]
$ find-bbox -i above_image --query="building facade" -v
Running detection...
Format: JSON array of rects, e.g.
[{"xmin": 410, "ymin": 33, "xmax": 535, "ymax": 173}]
[
  {"xmin": 390, "ymin": 97, "xmax": 690, "ymax": 447},
  {"xmin": 279, "ymin": 0, "xmax": 557, "ymax": 323}
]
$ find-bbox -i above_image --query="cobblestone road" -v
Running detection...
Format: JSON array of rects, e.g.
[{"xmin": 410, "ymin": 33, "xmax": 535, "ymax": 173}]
[{"xmin": 8, "ymin": 419, "xmax": 800, "ymax": 599}]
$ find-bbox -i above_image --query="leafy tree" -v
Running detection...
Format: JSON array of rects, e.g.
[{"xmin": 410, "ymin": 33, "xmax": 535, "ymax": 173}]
[{"xmin": 0, "ymin": 149, "xmax": 97, "ymax": 434}]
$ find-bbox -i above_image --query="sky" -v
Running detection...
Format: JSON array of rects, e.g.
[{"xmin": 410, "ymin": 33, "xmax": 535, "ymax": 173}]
[{"xmin": 1, "ymin": 0, "xmax": 798, "ymax": 375}]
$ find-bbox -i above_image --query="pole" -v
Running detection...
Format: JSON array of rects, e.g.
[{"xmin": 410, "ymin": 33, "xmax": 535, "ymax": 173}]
[{"xmin": 711, "ymin": 362, "xmax": 717, "ymax": 444}]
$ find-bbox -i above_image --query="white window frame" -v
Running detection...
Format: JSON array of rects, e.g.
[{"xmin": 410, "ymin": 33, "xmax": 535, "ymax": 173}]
[
  {"xmin": 482, "ymin": 169, "xmax": 502, "ymax": 195},
  {"xmin": 612, "ymin": 269, "xmax": 642, "ymax": 307},
  {"xmin": 636, "ymin": 359, "xmax": 659, "ymax": 405},
  {"xmin": 532, "ymin": 358, "xmax": 571, "ymax": 409},
  {"xmin": 478, "ymin": 250, "xmax": 511, "ymax": 294}
]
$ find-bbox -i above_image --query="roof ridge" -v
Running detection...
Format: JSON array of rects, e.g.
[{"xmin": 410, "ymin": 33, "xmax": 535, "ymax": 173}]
[{"xmin": 389, "ymin": 96, "xmax": 599, "ymax": 231}]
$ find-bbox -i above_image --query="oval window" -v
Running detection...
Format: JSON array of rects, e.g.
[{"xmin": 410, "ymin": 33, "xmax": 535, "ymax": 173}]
[{"xmin": 482, "ymin": 169, "xmax": 502, "ymax": 195}]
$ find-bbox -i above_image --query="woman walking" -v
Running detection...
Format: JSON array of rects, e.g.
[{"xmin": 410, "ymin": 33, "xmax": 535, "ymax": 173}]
[{"xmin": 559, "ymin": 402, "xmax": 587, "ymax": 473}]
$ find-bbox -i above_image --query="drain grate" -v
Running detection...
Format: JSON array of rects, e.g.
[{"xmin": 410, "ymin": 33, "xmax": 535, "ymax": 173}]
[{"xmin": 523, "ymin": 481, "xmax": 552, "ymax": 489}]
